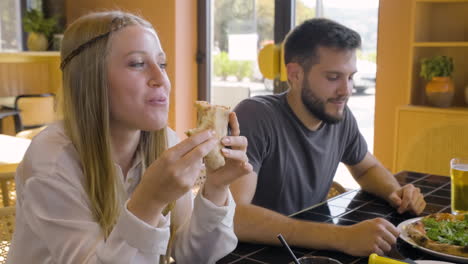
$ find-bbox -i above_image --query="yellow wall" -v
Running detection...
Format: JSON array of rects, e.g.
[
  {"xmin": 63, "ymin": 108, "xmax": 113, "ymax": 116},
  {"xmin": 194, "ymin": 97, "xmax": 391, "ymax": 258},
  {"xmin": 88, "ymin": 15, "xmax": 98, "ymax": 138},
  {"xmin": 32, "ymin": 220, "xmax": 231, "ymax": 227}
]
[
  {"xmin": 374, "ymin": 0, "xmax": 412, "ymax": 171},
  {"xmin": 66, "ymin": 0, "xmax": 197, "ymax": 138}
]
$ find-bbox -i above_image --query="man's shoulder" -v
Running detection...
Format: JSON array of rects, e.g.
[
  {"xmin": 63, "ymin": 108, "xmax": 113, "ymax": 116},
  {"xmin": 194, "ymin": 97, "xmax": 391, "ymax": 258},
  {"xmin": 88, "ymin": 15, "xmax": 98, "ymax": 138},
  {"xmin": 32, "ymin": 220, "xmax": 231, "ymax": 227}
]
[{"xmin": 234, "ymin": 93, "xmax": 285, "ymax": 114}]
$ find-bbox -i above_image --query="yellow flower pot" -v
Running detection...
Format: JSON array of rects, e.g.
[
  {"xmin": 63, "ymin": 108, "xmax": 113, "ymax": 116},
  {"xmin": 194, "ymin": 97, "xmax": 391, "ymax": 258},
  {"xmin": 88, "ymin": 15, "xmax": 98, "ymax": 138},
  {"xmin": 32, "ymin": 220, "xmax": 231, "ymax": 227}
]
[
  {"xmin": 425, "ymin": 76, "xmax": 454, "ymax": 107},
  {"xmin": 27, "ymin": 32, "xmax": 48, "ymax": 51}
]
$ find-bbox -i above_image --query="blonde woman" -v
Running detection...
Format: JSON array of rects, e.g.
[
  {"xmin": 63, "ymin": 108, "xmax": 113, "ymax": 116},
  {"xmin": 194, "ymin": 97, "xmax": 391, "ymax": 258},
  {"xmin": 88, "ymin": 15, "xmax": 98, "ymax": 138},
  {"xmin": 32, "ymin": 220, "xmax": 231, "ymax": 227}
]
[{"xmin": 7, "ymin": 11, "xmax": 252, "ymax": 264}]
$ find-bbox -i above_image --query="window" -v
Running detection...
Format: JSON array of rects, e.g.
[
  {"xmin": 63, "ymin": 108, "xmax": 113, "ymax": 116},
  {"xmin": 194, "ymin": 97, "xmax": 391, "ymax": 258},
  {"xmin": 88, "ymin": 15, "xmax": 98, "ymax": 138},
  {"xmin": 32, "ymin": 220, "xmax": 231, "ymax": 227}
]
[
  {"xmin": 209, "ymin": 0, "xmax": 275, "ymax": 109},
  {"xmin": 0, "ymin": 0, "xmax": 23, "ymax": 51}
]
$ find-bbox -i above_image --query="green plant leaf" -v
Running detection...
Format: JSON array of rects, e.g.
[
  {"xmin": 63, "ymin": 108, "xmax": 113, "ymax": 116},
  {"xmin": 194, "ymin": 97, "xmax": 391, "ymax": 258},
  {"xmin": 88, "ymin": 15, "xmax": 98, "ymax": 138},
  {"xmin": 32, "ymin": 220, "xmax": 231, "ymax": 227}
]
[
  {"xmin": 420, "ymin": 55, "xmax": 454, "ymax": 81},
  {"xmin": 22, "ymin": 9, "xmax": 58, "ymax": 38}
]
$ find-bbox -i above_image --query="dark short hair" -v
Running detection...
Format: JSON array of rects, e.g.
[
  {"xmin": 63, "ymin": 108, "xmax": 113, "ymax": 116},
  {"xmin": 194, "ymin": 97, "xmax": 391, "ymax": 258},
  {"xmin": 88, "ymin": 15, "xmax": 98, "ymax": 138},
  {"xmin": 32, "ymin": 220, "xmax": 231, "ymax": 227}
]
[{"xmin": 284, "ymin": 18, "xmax": 361, "ymax": 71}]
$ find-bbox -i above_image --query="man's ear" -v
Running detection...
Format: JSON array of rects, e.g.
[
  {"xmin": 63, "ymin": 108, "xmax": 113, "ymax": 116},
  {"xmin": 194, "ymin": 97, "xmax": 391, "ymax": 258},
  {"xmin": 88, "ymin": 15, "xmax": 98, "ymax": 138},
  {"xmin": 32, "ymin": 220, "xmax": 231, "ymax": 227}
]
[{"xmin": 286, "ymin": 63, "xmax": 303, "ymax": 83}]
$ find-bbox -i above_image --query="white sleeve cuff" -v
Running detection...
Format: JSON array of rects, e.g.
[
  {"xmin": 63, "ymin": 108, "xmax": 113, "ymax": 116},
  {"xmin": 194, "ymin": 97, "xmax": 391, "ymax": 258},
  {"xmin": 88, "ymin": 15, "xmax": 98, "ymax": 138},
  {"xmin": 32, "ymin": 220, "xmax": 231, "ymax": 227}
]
[
  {"xmin": 193, "ymin": 188, "xmax": 236, "ymax": 232},
  {"xmin": 114, "ymin": 199, "xmax": 171, "ymax": 254}
]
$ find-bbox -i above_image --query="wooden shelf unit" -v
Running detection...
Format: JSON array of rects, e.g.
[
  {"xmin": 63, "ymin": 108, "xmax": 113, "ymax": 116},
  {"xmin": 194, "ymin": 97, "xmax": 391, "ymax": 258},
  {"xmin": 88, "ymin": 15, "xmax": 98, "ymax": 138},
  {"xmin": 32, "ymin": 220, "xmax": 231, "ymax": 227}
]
[
  {"xmin": 409, "ymin": 46, "xmax": 468, "ymax": 106},
  {"xmin": 394, "ymin": 105, "xmax": 468, "ymax": 176},
  {"xmin": 393, "ymin": 0, "xmax": 468, "ymax": 175},
  {"xmin": 0, "ymin": 52, "xmax": 61, "ymax": 97},
  {"xmin": 409, "ymin": 0, "xmax": 468, "ymax": 108}
]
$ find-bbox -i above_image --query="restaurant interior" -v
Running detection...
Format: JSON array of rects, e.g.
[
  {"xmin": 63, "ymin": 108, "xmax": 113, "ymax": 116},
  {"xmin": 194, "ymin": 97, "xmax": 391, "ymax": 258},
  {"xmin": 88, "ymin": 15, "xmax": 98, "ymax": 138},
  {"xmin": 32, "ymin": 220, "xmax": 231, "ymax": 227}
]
[{"xmin": 0, "ymin": 0, "xmax": 467, "ymax": 263}]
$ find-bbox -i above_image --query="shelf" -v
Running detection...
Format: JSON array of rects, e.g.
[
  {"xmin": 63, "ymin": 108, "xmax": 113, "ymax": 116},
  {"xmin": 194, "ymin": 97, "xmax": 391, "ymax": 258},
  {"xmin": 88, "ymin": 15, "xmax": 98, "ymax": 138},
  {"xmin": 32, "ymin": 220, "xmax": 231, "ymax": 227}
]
[
  {"xmin": 414, "ymin": 1, "xmax": 468, "ymax": 42},
  {"xmin": 413, "ymin": 42, "xmax": 468, "ymax": 47},
  {"xmin": 410, "ymin": 47, "xmax": 468, "ymax": 106},
  {"xmin": 399, "ymin": 105, "xmax": 468, "ymax": 115},
  {"xmin": 0, "ymin": 52, "xmax": 60, "ymax": 63}
]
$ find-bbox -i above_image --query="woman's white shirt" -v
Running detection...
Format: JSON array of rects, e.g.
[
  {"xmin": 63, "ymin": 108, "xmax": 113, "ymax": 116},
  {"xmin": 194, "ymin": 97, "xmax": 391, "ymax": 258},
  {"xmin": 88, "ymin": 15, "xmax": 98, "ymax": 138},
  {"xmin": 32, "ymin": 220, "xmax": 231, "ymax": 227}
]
[{"xmin": 7, "ymin": 122, "xmax": 237, "ymax": 264}]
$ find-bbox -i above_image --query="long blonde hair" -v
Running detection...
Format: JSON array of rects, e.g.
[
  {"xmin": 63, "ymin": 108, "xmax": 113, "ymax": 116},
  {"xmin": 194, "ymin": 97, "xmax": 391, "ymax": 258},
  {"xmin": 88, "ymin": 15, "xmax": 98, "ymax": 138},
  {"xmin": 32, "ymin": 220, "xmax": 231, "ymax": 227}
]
[{"xmin": 60, "ymin": 11, "xmax": 168, "ymax": 239}]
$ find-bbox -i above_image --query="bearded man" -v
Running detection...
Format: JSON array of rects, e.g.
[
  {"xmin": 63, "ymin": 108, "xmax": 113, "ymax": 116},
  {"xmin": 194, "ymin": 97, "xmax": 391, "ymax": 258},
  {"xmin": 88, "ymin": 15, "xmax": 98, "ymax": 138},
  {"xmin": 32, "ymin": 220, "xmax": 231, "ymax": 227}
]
[{"xmin": 232, "ymin": 18, "xmax": 426, "ymax": 257}]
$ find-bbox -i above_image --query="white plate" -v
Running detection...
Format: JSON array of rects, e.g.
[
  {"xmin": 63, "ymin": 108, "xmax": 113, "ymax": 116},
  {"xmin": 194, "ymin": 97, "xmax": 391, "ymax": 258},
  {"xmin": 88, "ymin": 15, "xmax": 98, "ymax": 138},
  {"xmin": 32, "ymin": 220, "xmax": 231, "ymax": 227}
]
[
  {"xmin": 397, "ymin": 217, "xmax": 468, "ymax": 264},
  {"xmin": 415, "ymin": 261, "xmax": 457, "ymax": 264}
]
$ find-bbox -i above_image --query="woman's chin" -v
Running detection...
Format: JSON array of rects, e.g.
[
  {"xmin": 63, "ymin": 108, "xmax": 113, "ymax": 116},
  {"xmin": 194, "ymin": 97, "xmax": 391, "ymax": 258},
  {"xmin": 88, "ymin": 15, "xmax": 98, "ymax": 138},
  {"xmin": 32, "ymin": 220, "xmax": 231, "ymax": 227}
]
[{"xmin": 143, "ymin": 118, "xmax": 168, "ymax": 131}]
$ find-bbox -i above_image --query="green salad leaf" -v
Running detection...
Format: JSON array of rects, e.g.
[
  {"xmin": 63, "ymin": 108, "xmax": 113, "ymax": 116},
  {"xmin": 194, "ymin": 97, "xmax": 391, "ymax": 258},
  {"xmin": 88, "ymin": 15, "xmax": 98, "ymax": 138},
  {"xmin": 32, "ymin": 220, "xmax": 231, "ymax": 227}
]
[{"xmin": 422, "ymin": 215, "xmax": 468, "ymax": 246}]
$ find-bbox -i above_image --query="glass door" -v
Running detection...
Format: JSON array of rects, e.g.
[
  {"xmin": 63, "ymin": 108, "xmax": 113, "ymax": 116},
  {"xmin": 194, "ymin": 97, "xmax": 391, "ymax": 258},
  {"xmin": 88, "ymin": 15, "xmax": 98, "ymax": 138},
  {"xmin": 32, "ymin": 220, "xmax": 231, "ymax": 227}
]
[{"xmin": 208, "ymin": 0, "xmax": 275, "ymax": 109}]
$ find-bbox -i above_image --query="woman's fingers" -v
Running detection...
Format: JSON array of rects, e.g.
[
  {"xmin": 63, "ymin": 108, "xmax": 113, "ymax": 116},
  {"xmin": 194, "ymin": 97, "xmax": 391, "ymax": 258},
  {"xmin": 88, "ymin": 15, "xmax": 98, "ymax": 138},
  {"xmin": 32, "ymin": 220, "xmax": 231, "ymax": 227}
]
[
  {"xmin": 221, "ymin": 148, "xmax": 249, "ymax": 163},
  {"xmin": 222, "ymin": 135, "xmax": 248, "ymax": 151},
  {"xmin": 168, "ymin": 129, "xmax": 215, "ymax": 158},
  {"xmin": 180, "ymin": 137, "xmax": 218, "ymax": 166},
  {"xmin": 229, "ymin": 112, "xmax": 240, "ymax": 136}
]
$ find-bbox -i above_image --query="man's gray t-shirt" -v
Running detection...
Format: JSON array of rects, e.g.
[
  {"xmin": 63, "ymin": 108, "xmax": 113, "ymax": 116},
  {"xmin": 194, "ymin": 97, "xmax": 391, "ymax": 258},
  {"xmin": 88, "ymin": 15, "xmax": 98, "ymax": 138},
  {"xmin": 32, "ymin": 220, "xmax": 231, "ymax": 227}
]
[{"xmin": 234, "ymin": 92, "xmax": 368, "ymax": 216}]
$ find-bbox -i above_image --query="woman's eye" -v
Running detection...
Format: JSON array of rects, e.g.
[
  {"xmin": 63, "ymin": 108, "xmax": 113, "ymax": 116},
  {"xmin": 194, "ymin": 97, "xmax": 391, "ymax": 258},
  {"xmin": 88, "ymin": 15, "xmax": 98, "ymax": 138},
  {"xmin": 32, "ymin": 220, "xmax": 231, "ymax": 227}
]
[
  {"xmin": 159, "ymin": 63, "xmax": 168, "ymax": 70},
  {"xmin": 130, "ymin": 61, "xmax": 145, "ymax": 68}
]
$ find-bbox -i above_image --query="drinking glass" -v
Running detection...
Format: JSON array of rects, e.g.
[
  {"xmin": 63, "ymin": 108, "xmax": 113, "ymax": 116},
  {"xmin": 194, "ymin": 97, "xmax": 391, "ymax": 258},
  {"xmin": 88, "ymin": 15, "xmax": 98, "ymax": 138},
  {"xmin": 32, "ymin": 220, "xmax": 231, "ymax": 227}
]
[{"xmin": 450, "ymin": 158, "xmax": 468, "ymax": 214}]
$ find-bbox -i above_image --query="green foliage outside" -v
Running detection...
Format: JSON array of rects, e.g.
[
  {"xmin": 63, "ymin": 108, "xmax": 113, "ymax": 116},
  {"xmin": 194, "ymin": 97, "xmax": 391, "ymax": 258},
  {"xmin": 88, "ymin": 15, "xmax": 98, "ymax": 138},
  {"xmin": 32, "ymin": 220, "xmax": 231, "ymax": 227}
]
[
  {"xmin": 212, "ymin": 0, "xmax": 314, "ymax": 81},
  {"xmin": 23, "ymin": 9, "xmax": 58, "ymax": 38},
  {"xmin": 214, "ymin": 51, "xmax": 253, "ymax": 81},
  {"xmin": 233, "ymin": 60, "xmax": 254, "ymax": 80},
  {"xmin": 420, "ymin": 55, "xmax": 454, "ymax": 81},
  {"xmin": 214, "ymin": 52, "xmax": 231, "ymax": 80},
  {"xmin": 214, "ymin": 0, "xmax": 315, "ymax": 52}
]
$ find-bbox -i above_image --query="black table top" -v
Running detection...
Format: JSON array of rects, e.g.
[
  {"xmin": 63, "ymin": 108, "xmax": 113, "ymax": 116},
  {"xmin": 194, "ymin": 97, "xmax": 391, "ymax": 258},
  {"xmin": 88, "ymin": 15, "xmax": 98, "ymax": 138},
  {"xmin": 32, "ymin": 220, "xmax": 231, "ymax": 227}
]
[{"xmin": 218, "ymin": 172, "xmax": 454, "ymax": 264}]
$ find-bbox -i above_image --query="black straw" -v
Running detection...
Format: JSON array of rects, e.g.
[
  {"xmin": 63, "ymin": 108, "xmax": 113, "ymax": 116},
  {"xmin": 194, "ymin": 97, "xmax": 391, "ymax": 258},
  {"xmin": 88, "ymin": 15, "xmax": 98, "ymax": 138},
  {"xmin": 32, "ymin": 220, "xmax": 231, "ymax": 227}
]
[{"xmin": 277, "ymin": 234, "xmax": 301, "ymax": 264}]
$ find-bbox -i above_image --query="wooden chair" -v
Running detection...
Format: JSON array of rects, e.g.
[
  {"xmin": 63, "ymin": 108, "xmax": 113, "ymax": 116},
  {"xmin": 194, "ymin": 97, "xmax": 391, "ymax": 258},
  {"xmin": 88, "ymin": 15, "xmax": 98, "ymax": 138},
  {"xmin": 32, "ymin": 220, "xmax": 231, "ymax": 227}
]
[
  {"xmin": 4, "ymin": 93, "xmax": 56, "ymax": 133},
  {"xmin": 0, "ymin": 170, "xmax": 16, "ymax": 208},
  {"xmin": 0, "ymin": 206, "xmax": 15, "ymax": 264},
  {"xmin": 327, "ymin": 181, "xmax": 347, "ymax": 199}
]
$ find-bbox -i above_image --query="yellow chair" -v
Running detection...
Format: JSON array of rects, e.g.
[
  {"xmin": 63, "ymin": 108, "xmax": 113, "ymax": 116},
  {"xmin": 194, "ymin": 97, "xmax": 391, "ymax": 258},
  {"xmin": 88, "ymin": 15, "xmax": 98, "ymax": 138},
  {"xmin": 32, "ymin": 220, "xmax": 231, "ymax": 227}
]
[
  {"xmin": 9, "ymin": 93, "xmax": 55, "ymax": 133},
  {"xmin": 0, "ymin": 206, "xmax": 15, "ymax": 264}
]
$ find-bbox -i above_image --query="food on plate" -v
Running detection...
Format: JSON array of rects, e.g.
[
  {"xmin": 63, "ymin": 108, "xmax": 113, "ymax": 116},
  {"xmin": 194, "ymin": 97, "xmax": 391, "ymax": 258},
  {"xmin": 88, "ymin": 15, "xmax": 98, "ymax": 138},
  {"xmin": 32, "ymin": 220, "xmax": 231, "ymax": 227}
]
[
  {"xmin": 186, "ymin": 101, "xmax": 230, "ymax": 171},
  {"xmin": 406, "ymin": 213, "xmax": 468, "ymax": 258}
]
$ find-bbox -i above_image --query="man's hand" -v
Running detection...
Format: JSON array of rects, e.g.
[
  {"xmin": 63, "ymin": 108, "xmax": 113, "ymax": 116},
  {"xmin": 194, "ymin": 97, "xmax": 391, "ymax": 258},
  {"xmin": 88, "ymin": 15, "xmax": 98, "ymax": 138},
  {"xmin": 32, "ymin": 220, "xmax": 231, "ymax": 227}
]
[
  {"xmin": 387, "ymin": 184, "xmax": 426, "ymax": 215},
  {"xmin": 339, "ymin": 218, "xmax": 399, "ymax": 256}
]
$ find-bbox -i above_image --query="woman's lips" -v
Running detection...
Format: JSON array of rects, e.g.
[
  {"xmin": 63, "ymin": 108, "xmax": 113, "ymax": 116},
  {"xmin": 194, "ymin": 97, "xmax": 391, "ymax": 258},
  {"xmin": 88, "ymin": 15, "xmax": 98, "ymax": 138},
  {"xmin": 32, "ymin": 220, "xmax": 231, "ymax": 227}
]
[{"xmin": 147, "ymin": 96, "xmax": 168, "ymax": 106}]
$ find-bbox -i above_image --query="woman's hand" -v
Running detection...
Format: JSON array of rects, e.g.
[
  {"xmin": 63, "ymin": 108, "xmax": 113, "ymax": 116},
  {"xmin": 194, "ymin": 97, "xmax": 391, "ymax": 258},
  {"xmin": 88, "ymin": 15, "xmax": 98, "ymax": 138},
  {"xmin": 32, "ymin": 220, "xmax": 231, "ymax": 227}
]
[
  {"xmin": 203, "ymin": 112, "xmax": 253, "ymax": 206},
  {"xmin": 128, "ymin": 130, "xmax": 218, "ymax": 225}
]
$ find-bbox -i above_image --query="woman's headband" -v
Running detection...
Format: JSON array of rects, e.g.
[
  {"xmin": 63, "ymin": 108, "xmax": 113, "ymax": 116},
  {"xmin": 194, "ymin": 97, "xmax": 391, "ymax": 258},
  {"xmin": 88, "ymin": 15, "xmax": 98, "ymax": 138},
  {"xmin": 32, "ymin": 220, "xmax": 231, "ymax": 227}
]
[{"xmin": 60, "ymin": 16, "xmax": 130, "ymax": 71}]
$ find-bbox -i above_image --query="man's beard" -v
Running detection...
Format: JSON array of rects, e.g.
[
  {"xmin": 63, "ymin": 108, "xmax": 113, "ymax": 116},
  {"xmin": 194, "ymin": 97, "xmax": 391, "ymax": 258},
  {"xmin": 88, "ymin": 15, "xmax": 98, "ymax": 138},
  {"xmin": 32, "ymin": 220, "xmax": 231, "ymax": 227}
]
[{"xmin": 300, "ymin": 78, "xmax": 347, "ymax": 124}]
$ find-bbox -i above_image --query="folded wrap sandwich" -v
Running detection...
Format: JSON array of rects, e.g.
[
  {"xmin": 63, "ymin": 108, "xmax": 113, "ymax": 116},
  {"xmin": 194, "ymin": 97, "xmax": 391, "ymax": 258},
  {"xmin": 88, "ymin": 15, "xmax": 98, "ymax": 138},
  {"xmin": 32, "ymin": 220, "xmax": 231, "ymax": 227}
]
[{"xmin": 185, "ymin": 101, "xmax": 230, "ymax": 171}]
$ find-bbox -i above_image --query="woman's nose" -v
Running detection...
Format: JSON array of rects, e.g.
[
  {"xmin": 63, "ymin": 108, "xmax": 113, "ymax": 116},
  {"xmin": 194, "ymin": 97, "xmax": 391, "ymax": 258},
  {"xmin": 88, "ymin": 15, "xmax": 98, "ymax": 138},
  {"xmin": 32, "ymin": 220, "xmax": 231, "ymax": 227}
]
[{"xmin": 148, "ymin": 64, "xmax": 165, "ymax": 87}]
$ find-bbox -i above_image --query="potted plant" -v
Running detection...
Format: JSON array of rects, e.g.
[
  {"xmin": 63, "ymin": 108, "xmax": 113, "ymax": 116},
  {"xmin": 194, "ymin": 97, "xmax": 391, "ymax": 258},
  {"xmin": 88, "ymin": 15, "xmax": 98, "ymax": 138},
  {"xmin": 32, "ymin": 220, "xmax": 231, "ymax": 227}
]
[
  {"xmin": 420, "ymin": 55, "xmax": 454, "ymax": 107},
  {"xmin": 23, "ymin": 9, "xmax": 58, "ymax": 51}
]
